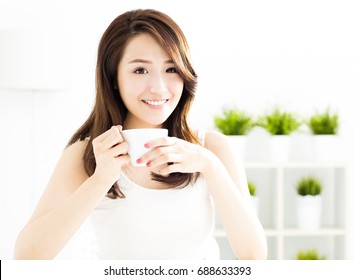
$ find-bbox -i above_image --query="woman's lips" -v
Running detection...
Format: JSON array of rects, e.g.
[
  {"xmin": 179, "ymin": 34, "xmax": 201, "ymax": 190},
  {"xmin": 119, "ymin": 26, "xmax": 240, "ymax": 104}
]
[{"xmin": 142, "ymin": 99, "xmax": 169, "ymax": 109}]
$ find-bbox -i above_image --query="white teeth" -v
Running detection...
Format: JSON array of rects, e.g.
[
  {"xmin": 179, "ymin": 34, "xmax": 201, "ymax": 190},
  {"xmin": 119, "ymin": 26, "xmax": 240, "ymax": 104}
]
[{"xmin": 143, "ymin": 99, "xmax": 168, "ymax": 106}]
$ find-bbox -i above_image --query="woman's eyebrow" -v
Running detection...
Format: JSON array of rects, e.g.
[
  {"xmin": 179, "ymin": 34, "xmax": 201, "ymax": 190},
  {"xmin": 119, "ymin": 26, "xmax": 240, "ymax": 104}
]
[{"xmin": 128, "ymin": 58, "xmax": 174, "ymax": 64}]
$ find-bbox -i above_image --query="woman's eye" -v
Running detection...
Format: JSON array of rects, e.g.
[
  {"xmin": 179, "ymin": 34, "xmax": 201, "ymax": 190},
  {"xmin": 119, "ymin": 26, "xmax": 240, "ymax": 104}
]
[
  {"xmin": 166, "ymin": 67, "xmax": 178, "ymax": 73},
  {"xmin": 134, "ymin": 68, "xmax": 148, "ymax": 74}
]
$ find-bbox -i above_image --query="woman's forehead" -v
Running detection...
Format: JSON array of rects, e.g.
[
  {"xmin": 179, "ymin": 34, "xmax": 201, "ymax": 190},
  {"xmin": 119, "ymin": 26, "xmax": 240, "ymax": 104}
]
[{"xmin": 121, "ymin": 33, "xmax": 172, "ymax": 63}]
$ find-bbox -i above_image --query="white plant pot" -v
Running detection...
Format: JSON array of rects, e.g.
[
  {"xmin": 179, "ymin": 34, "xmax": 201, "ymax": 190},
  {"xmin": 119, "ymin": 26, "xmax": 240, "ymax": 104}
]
[
  {"xmin": 251, "ymin": 196, "xmax": 259, "ymax": 215},
  {"xmin": 244, "ymin": 127, "xmax": 271, "ymax": 162},
  {"xmin": 313, "ymin": 135, "xmax": 339, "ymax": 163},
  {"xmin": 296, "ymin": 195, "xmax": 322, "ymax": 230},
  {"xmin": 228, "ymin": 135, "xmax": 246, "ymax": 161},
  {"xmin": 289, "ymin": 132, "xmax": 315, "ymax": 162},
  {"xmin": 270, "ymin": 135, "xmax": 290, "ymax": 163}
]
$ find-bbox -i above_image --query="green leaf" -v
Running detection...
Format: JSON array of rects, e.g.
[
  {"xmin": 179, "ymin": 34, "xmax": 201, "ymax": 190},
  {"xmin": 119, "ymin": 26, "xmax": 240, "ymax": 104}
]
[
  {"xmin": 296, "ymin": 249, "xmax": 326, "ymax": 260},
  {"xmin": 248, "ymin": 181, "xmax": 256, "ymax": 196},
  {"xmin": 214, "ymin": 107, "xmax": 254, "ymax": 135},
  {"xmin": 308, "ymin": 108, "xmax": 339, "ymax": 135},
  {"xmin": 296, "ymin": 176, "xmax": 322, "ymax": 196},
  {"xmin": 257, "ymin": 108, "xmax": 301, "ymax": 135}
]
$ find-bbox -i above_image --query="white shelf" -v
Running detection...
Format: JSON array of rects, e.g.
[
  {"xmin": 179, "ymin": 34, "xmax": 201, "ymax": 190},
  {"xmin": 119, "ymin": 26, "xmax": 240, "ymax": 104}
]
[
  {"xmin": 281, "ymin": 228, "xmax": 347, "ymax": 236},
  {"xmin": 244, "ymin": 162, "xmax": 348, "ymax": 169},
  {"xmin": 214, "ymin": 162, "xmax": 348, "ymax": 260},
  {"xmin": 215, "ymin": 228, "xmax": 346, "ymax": 238}
]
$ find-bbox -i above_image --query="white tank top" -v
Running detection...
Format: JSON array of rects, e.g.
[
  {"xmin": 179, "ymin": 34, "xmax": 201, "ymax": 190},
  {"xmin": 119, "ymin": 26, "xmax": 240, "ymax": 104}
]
[{"xmin": 89, "ymin": 129, "xmax": 220, "ymax": 260}]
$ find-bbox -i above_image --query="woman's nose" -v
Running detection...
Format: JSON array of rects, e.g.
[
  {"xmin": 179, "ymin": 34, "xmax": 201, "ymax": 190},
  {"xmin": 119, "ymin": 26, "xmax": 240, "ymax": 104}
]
[{"xmin": 149, "ymin": 73, "xmax": 167, "ymax": 94}]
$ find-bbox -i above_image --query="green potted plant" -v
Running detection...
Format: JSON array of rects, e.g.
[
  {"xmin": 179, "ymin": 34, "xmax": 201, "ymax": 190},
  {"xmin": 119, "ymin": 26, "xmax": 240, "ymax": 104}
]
[
  {"xmin": 257, "ymin": 107, "xmax": 301, "ymax": 163},
  {"xmin": 296, "ymin": 249, "xmax": 326, "ymax": 260},
  {"xmin": 214, "ymin": 107, "xmax": 254, "ymax": 161},
  {"xmin": 214, "ymin": 107, "xmax": 254, "ymax": 136},
  {"xmin": 257, "ymin": 107, "xmax": 301, "ymax": 136},
  {"xmin": 248, "ymin": 181, "xmax": 256, "ymax": 196},
  {"xmin": 248, "ymin": 181, "xmax": 259, "ymax": 214},
  {"xmin": 308, "ymin": 108, "xmax": 339, "ymax": 135},
  {"xmin": 307, "ymin": 108, "xmax": 340, "ymax": 162},
  {"xmin": 296, "ymin": 176, "xmax": 323, "ymax": 230}
]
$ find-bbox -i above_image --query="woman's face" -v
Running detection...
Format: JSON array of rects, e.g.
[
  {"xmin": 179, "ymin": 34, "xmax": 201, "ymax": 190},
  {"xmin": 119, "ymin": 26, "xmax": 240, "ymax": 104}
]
[{"xmin": 117, "ymin": 33, "xmax": 184, "ymax": 129}]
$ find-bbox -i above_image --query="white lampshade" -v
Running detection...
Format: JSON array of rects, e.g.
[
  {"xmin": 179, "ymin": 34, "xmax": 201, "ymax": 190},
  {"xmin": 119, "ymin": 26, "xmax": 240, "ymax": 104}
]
[{"xmin": 0, "ymin": 27, "xmax": 70, "ymax": 91}]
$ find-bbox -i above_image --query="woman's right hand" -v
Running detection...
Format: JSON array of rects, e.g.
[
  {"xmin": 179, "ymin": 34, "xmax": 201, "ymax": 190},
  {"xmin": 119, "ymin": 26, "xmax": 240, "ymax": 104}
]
[{"xmin": 92, "ymin": 125, "xmax": 130, "ymax": 186}]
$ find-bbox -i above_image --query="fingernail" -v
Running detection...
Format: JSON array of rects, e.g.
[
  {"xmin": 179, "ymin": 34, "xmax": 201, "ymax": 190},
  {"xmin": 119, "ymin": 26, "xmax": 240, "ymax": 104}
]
[
  {"xmin": 146, "ymin": 162, "xmax": 151, "ymax": 167},
  {"xmin": 136, "ymin": 158, "xmax": 143, "ymax": 164},
  {"xmin": 144, "ymin": 143, "xmax": 150, "ymax": 148},
  {"xmin": 117, "ymin": 125, "xmax": 123, "ymax": 131}
]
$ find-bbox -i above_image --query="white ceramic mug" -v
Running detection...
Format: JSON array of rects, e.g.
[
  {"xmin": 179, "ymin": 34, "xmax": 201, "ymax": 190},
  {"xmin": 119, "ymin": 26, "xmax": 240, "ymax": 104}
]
[{"xmin": 121, "ymin": 128, "xmax": 168, "ymax": 166}]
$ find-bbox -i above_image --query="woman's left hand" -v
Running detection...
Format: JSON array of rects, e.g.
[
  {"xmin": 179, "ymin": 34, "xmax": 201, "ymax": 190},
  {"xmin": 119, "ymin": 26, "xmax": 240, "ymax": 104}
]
[{"xmin": 137, "ymin": 136, "xmax": 215, "ymax": 175}]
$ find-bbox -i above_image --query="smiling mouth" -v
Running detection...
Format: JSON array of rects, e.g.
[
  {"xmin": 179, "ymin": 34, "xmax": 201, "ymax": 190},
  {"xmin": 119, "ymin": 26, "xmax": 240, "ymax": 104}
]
[{"xmin": 142, "ymin": 99, "xmax": 169, "ymax": 106}]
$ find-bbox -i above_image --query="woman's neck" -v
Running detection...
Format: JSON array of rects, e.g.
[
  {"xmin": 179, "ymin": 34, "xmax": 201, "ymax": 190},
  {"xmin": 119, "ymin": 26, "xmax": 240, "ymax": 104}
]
[{"xmin": 123, "ymin": 118, "xmax": 163, "ymax": 130}]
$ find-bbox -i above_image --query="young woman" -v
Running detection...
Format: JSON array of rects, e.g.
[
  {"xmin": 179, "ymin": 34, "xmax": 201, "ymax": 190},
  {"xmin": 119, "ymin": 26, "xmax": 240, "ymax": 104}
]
[{"xmin": 14, "ymin": 9, "xmax": 267, "ymax": 260}]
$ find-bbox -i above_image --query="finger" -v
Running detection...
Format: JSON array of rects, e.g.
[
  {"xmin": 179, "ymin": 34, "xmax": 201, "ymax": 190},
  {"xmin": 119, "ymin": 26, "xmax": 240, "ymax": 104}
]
[
  {"xmin": 110, "ymin": 141, "xmax": 129, "ymax": 158},
  {"xmin": 100, "ymin": 153, "xmax": 130, "ymax": 170},
  {"xmin": 115, "ymin": 154, "xmax": 130, "ymax": 166},
  {"xmin": 158, "ymin": 162, "xmax": 182, "ymax": 175},
  {"xmin": 93, "ymin": 125, "xmax": 123, "ymax": 144},
  {"xmin": 101, "ymin": 126, "xmax": 124, "ymax": 148},
  {"xmin": 139, "ymin": 145, "xmax": 175, "ymax": 163},
  {"xmin": 145, "ymin": 136, "xmax": 177, "ymax": 149},
  {"xmin": 93, "ymin": 126, "xmax": 116, "ymax": 144},
  {"xmin": 146, "ymin": 153, "xmax": 183, "ymax": 168}
]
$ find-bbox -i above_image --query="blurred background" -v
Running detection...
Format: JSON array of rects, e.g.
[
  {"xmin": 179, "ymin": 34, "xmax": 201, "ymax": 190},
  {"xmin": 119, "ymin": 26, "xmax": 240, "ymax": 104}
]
[{"xmin": 0, "ymin": 0, "xmax": 353, "ymax": 259}]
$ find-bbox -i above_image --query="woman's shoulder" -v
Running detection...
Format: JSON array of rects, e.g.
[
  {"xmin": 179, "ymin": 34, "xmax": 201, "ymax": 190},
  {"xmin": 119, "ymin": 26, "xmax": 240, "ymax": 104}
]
[
  {"xmin": 202, "ymin": 129, "xmax": 244, "ymax": 164},
  {"xmin": 195, "ymin": 128, "xmax": 226, "ymax": 146},
  {"xmin": 195, "ymin": 128, "xmax": 234, "ymax": 159},
  {"xmin": 54, "ymin": 140, "xmax": 89, "ymax": 180},
  {"xmin": 50, "ymin": 140, "xmax": 90, "ymax": 190},
  {"xmin": 65, "ymin": 139, "xmax": 89, "ymax": 156},
  {"xmin": 203, "ymin": 130, "xmax": 230, "ymax": 152}
]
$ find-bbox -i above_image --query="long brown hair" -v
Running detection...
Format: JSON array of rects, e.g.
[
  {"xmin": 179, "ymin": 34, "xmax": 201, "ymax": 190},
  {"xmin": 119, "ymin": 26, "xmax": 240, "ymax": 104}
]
[{"xmin": 67, "ymin": 9, "xmax": 200, "ymax": 198}]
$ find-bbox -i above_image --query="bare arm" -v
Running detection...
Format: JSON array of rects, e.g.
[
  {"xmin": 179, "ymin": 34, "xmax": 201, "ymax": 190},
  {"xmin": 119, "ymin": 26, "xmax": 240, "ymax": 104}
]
[
  {"xmin": 203, "ymin": 131, "xmax": 267, "ymax": 260},
  {"xmin": 14, "ymin": 126, "xmax": 129, "ymax": 259}
]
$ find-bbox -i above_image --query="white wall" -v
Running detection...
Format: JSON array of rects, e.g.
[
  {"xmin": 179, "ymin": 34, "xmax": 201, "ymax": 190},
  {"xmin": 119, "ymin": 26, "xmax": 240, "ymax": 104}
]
[{"xmin": 1, "ymin": 0, "xmax": 353, "ymax": 259}]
